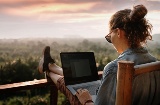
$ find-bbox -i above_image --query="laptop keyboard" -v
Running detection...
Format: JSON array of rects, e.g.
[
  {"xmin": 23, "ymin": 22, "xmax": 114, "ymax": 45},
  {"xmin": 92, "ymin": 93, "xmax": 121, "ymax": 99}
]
[{"xmin": 73, "ymin": 84, "xmax": 99, "ymax": 95}]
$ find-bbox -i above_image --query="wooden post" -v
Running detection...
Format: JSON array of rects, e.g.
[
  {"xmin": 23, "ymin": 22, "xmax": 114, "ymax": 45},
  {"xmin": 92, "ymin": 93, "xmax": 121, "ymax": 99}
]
[
  {"xmin": 116, "ymin": 60, "xmax": 134, "ymax": 105},
  {"xmin": 50, "ymin": 84, "xmax": 58, "ymax": 105},
  {"xmin": 46, "ymin": 73, "xmax": 58, "ymax": 105}
]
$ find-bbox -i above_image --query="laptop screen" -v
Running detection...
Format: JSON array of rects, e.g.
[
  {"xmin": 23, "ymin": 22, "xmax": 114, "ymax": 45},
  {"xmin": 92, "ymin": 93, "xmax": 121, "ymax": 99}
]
[{"xmin": 60, "ymin": 52, "xmax": 99, "ymax": 85}]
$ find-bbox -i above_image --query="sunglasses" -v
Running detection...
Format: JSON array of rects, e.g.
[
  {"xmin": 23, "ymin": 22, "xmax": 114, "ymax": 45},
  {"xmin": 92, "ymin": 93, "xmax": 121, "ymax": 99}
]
[{"xmin": 105, "ymin": 29, "xmax": 117, "ymax": 43}]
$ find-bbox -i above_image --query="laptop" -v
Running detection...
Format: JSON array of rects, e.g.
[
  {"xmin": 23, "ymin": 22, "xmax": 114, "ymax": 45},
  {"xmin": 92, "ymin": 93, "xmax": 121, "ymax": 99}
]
[{"xmin": 60, "ymin": 52, "xmax": 101, "ymax": 102}]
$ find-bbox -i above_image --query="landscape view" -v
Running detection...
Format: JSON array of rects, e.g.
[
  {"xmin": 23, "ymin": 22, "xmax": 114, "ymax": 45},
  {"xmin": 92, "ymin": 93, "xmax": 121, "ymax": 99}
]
[
  {"xmin": 0, "ymin": 34, "xmax": 160, "ymax": 105},
  {"xmin": 0, "ymin": 0, "xmax": 160, "ymax": 105}
]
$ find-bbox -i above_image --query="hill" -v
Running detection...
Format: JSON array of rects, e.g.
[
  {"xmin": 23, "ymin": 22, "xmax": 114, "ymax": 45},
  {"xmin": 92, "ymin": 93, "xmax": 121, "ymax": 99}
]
[{"xmin": 152, "ymin": 34, "xmax": 160, "ymax": 43}]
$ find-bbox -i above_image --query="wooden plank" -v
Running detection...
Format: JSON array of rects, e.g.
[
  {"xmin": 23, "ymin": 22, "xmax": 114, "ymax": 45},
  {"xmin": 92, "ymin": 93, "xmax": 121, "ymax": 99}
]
[
  {"xmin": 134, "ymin": 61, "xmax": 160, "ymax": 76},
  {"xmin": 0, "ymin": 71, "xmax": 103, "ymax": 90},
  {"xmin": 0, "ymin": 79, "xmax": 50, "ymax": 93}
]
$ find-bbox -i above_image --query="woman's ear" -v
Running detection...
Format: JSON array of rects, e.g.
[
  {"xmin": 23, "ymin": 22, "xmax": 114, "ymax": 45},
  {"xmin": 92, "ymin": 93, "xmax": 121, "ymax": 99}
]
[
  {"xmin": 117, "ymin": 28, "xmax": 121, "ymax": 38},
  {"xmin": 117, "ymin": 28, "xmax": 125, "ymax": 38}
]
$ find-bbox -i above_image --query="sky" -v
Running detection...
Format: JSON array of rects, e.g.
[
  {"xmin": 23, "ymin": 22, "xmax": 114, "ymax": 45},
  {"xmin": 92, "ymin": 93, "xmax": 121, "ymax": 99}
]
[{"xmin": 0, "ymin": 0, "xmax": 160, "ymax": 39}]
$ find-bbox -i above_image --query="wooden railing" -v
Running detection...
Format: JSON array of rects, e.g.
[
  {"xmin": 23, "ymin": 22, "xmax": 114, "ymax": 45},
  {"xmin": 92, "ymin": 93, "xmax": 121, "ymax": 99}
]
[
  {"xmin": 0, "ymin": 78, "xmax": 58, "ymax": 105},
  {"xmin": 0, "ymin": 71, "xmax": 103, "ymax": 105}
]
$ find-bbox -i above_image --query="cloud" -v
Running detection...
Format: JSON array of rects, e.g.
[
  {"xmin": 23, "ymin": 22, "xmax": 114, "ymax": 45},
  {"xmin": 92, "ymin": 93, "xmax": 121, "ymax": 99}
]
[
  {"xmin": 1, "ymin": 0, "xmax": 160, "ymax": 23},
  {"xmin": 0, "ymin": 0, "xmax": 160, "ymax": 39},
  {"xmin": 0, "ymin": 1, "xmax": 160, "ymax": 14},
  {"xmin": 1, "ymin": 0, "xmax": 160, "ymax": 15}
]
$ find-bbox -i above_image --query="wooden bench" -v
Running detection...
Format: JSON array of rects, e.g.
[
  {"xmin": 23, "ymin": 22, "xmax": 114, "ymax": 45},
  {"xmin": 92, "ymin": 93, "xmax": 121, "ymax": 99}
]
[{"xmin": 116, "ymin": 60, "xmax": 160, "ymax": 105}]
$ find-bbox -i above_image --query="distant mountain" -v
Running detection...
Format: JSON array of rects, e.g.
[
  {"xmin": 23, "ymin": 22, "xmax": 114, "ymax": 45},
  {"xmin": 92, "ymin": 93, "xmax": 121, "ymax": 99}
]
[{"xmin": 152, "ymin": 34, "xmax": 160, "ymax": 43}]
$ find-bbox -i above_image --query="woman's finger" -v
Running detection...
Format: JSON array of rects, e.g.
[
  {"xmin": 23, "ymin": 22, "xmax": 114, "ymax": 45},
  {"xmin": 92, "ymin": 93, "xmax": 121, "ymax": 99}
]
[{"xmin": 83, "ymin": 89, "xmax": 88, "ymax": 91}]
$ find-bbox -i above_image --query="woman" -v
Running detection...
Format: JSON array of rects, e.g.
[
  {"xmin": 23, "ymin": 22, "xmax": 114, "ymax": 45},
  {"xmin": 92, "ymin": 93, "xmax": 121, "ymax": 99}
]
[{"xmin": 38, "ymin": 4, "xmax": 159, "ymax": 105}]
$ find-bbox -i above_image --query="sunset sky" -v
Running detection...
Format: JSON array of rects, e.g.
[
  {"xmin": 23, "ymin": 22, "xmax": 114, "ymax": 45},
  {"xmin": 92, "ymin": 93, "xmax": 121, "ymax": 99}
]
[{"xmin": 0, "ymin": 0, "xmax": 160, "ymax": 39}]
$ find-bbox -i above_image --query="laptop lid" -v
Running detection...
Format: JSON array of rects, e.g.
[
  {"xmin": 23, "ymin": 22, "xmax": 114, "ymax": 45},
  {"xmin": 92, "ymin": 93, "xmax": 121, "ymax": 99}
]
[{"xmin": 60, "ymin": 52, "xmax": 99, "ymax": 85}]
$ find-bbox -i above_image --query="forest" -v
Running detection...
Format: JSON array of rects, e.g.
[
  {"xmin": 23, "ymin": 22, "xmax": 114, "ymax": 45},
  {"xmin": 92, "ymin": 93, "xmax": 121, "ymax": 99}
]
[{"xmin": 0, "ymin": 37, "xmax": 160, "ymax": 105}]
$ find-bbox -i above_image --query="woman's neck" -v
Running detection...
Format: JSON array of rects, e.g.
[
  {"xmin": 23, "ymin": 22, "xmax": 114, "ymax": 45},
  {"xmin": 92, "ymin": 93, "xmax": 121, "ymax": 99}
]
[{"xmin": 117, "ymin": 44, "xmax": 130, "ymax": 54}]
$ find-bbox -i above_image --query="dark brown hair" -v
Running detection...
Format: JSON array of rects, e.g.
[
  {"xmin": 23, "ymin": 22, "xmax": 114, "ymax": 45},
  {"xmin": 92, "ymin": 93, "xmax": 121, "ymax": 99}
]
[{"xmin": 109, "ymin": 5, "xmax": 152, "ymax": 48}]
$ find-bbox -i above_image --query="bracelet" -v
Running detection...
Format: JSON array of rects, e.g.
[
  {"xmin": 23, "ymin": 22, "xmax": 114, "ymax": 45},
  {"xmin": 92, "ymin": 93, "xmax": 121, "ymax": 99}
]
[{"xmin": 84, "ymin": 100, "xmax": 94, "ymax": 105}]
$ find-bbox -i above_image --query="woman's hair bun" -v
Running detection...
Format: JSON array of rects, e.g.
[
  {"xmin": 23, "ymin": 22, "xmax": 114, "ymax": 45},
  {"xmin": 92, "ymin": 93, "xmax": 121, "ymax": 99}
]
[{"xmin": 129, "ymin": 5, "xmax": 147, "ymax": 22}]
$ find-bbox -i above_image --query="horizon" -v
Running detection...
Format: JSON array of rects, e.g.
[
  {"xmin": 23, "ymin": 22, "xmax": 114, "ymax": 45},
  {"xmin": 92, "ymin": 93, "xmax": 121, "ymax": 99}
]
[
  {"xmin": 0, "ymin": 33, "xmax": 159, "ymax": 41},
  {"xmin": 0, "ymin": 0, "xmax": 160, "ymax": 39}
]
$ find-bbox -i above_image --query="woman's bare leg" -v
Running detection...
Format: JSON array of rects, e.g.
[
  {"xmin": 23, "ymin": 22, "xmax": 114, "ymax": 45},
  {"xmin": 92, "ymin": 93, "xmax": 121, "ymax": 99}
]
[
  {"xmin": 47, "ymin": 63, "xmax": 63, "ymax": 84},
  {"xmin": 38, "ymin": 46, "xmax": 81, "ymax": 105},
  {"xmin": 47, "ymin": 70, "xmax": 81, "ymax": 105},
  {"xmin": 48, "ymin": 63, "xmax": 63, "ymax": 76},
  {"xmin": 48, "ymin": 72, "xmax": 63, "ymax": 84}
]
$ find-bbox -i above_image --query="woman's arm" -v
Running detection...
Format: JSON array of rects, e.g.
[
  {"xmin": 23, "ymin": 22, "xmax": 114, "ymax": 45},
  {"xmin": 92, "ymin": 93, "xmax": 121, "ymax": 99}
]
[{"xmin": 76, "ymin": 89, "xmax": 94, "ymax": 105}]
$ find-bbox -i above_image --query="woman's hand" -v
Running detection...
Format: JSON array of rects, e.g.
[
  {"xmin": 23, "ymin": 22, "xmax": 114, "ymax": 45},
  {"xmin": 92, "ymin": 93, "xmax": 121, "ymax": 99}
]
[{"xmin": 75, "ymin": 88, "xmax": 94, "ymax": 105}]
